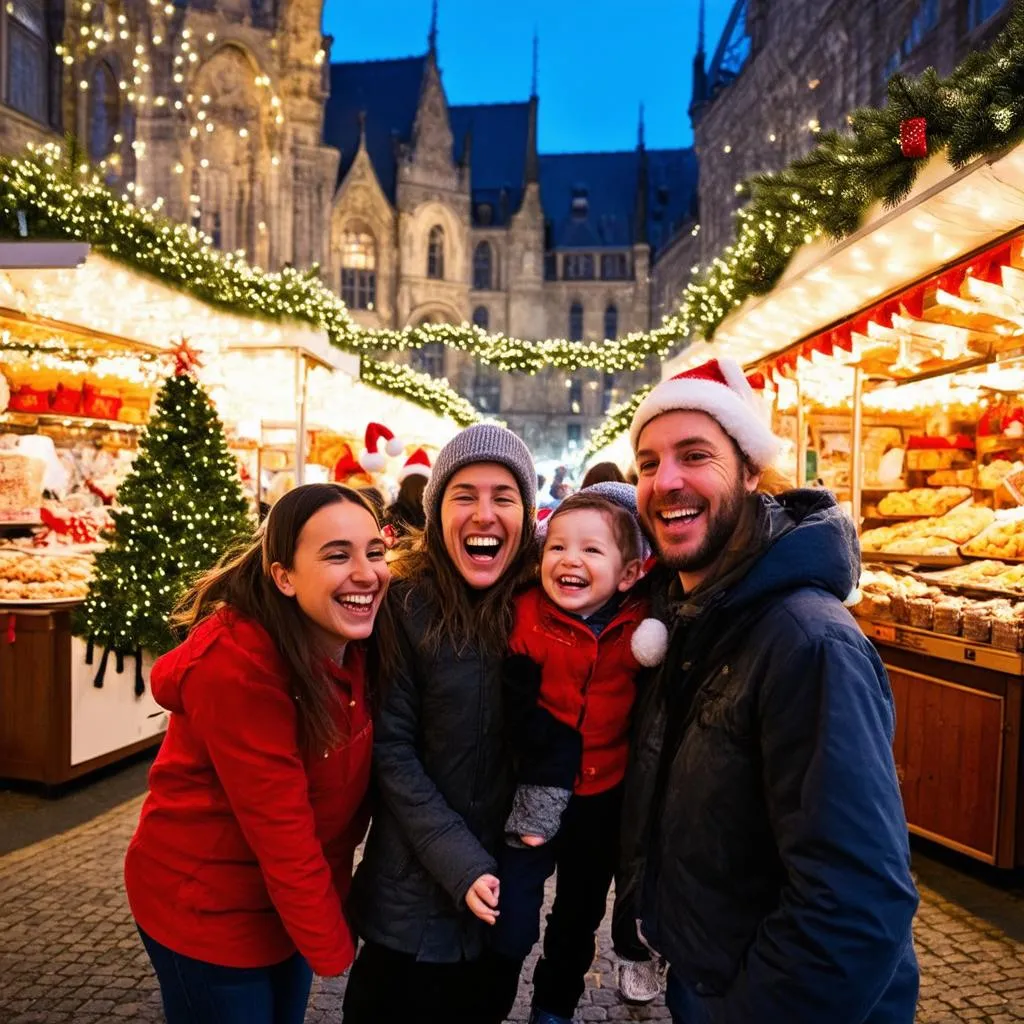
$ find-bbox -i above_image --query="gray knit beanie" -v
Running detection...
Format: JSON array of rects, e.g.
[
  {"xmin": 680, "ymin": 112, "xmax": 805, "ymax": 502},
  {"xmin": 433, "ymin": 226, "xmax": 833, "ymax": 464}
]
[{"xmin": 423, "ymin": 423, "xmax": 537, "ymax": 528}]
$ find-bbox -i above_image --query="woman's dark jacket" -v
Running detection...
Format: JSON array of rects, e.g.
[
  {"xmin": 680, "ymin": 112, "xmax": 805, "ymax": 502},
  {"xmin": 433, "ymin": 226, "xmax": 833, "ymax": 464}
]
[{"xmin": 348, "ymin": 579, "xmax": 512, "ymax": 962}]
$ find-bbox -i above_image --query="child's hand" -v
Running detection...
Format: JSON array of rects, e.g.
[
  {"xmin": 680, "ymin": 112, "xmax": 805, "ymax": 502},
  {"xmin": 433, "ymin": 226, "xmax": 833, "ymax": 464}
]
[
  {"xmin": 520, "ymin": 834, "xmax": 547, "ymax": 847},
  {"xmin": 465, "ymin": 873, "xmax": 501, "ymax": 925}
]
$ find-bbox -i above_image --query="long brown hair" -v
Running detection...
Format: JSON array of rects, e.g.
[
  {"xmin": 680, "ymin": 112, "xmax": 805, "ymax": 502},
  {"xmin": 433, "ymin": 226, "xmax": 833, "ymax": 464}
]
[
  {"xmin": 173, "ymin": 483, "xmax": 392, "ymax": 755},
  {"xmin": 390, "ymin": 488, "xmax": 536, "ymax": 658}
]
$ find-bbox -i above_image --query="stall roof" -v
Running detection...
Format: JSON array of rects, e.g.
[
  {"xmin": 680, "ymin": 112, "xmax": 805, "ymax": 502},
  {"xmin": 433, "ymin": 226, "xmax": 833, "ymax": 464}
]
[
  {"xmin": 0, "ymin": 252, "xmax": 357, "ymax": 375},
  {"xmin": 665, "ymin": 142, "xmax": 1024, "ymax": 378}
]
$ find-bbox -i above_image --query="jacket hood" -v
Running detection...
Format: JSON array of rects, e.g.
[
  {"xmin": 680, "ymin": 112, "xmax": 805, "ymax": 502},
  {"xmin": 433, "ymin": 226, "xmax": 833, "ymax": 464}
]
[
  {"xmin": 149, "ymin": 609, "xmax": 279, "ymax": 714},
  {"xmin": 722, "ymin": 489, "xmax": 860, "ymax": 613}
]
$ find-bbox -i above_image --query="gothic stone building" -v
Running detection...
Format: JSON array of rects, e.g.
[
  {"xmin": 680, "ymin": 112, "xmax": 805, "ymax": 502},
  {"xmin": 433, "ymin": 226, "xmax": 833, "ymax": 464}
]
[
  {"xmin": 0, "ymin": 0, "xmax": 698, "ymax": 461},
  {"xmin": 651, "ymin": 0, "xmax": 1017, "ymax": 326}
]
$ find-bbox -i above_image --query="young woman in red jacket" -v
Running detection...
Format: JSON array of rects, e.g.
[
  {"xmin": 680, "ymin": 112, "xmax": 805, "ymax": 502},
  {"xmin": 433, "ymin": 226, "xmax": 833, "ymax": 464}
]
[{"xmin": 124, "ymin": 483, "xmax": 390, "ymax": 1024}]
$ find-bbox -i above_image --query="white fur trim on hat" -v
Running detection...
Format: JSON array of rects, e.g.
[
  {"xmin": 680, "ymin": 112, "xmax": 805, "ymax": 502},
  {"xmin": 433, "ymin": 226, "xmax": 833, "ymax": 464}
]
[
  {"xmin": 630, "ymin": 375, "xmax": 780, "ymax": 469},
  {"xmin": 359, "ymin": 451, "xmax": 387, "ymax": 472},
  {"xmin": 631, "ymin": 617, "xmax": 669, "ymax": 667}
]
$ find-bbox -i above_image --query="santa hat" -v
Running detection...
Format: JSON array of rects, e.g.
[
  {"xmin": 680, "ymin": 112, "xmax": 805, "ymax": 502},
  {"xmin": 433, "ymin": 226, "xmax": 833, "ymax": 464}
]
[
  {"xmin": 630, "ymin": 358, "xmax": 779, "ymax": 470},
  {"xmin": 359, "ymin": 422, "xmax": 405, "ymax": 472},
  {"xmin": 332, "ymin": 442, "xmax": 365, "ymax": 483},
  {"xmin": 398, "ymin": 447, "xmax": 432, "ymax": 482}
]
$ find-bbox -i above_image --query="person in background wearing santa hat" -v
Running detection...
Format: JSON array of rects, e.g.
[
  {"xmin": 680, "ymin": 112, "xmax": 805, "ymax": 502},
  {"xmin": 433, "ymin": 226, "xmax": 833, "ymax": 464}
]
[
  {"xmin": 385, "ymin": 447, "xmax": 432, "ymax": 539},
  {"xmin": 124, "ymin": 484, "xmax": 392, "ymax": 1024},
  {"xmin": 614, "ymin": 358, "xmax": 919, "ymax": 1024},
  {"xmin": 489, "ymin": 484, "xmax": 669, "ymax": 1023}
]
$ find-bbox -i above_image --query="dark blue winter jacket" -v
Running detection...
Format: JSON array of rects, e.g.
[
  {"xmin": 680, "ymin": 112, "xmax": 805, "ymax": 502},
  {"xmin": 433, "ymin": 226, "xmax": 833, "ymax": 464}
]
[{"xmin": 615, "ymin": 489, "xmax": 919, "ymax": 1023}]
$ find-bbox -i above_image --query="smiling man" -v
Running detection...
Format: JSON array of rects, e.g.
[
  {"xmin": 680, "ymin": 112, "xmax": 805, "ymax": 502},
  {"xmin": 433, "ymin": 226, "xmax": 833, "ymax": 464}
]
[{"xmin": 615, "ymin": 358, "xmax": 920, "ymax": 1024}]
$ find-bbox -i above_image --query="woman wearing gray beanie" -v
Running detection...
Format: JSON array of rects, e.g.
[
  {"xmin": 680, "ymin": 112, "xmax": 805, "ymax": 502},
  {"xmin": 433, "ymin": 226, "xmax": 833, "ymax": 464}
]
[{"xmin": 344, "ymin": 423, "xmax": 537, "ymax": 1023}]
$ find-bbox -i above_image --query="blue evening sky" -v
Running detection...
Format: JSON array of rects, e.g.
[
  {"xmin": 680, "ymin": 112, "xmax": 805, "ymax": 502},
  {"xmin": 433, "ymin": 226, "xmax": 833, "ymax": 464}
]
[{"xmin": 322, "ymin": 1, "xmax": 736, "ymax": 154}]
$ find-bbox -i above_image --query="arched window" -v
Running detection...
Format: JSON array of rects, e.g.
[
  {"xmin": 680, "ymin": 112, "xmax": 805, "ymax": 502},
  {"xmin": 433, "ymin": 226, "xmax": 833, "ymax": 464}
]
[
  {"xmin": 427, "ymin": 225, "xmax": 445, "ymax": 279},
  {"xmin": 604, "ymin": 303, "xmax": 618, "ymax": 341},
  {"xmin": 7, "ymin": 0, "xmax": 47, "ymax": 122},
  {"xmin": 88, "ymin": 62, "xmax": 119, "ymax": 162},
  {"xmin": 473, "ymin": 241, "xmax": 493, "ymax": 290},
  {"xmin": 340, "ymin": 228, "xmax": 377, "ymax": 310},
  {"xmin": 569, "ymin": 301, "xmax": 584, "ymax": 342},
  {"xmin": 411, "ymin": 339, "xmax": 446, "ymax": 379},
  {"xmin": 472, "ymin": 306, "xmax": 489, "ymax": 330}
]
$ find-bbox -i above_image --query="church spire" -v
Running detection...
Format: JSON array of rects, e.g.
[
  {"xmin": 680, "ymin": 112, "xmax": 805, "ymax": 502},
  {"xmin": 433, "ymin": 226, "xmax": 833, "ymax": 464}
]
[
  {"xmin": 689, "ymin": 0, "xmax": 709, "ymax": 122},
  {"xmin": 428, "ymin": 0, "xmax": 438, "ymax": 57},
  {"xmin": 531, "ymin": 28, "xmax": 539, "ymax": 97},
  {"xmin": 637, "ymin": 101, "xmax": 645, "ymax": 150},
  {"xmin": 634, "ymin": 105, "xmax": 649, "ymax": 245}
]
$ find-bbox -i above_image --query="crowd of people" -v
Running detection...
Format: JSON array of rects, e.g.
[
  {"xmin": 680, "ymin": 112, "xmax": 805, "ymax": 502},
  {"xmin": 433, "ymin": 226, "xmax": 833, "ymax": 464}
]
[{"xmin": 122, "ymin": 358, "xmax": 920, "ymax": 1024}]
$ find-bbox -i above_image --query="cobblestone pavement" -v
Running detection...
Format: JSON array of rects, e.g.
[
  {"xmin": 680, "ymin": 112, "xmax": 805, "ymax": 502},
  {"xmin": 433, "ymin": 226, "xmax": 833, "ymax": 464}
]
[{"xmin": 1, "ymin": 793, "xmax": 1023, "ymax": 1022}]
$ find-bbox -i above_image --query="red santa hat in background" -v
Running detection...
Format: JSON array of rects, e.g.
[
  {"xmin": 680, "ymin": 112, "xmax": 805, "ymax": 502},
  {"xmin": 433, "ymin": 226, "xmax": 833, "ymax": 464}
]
[
  {"xmin": 398, "ymin": 447, "xmax": 432, "ymax": 482},
  {"xmin": 359, "ymin": 422, "xmax": 405, "ymax": 472},
  {"xmin": 332, "ymin": 442, "xmax": 371, "ymax": 485},
  {"xmin": 630, "ymin": 357, "xmax": 779, "ymax": 469}
]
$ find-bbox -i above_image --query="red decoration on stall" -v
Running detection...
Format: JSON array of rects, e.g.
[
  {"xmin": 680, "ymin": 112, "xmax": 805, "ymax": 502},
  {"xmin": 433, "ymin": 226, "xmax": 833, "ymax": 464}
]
[{"xmin": 899, "ymin": 117, "xmax": 928, "ymax": 159}]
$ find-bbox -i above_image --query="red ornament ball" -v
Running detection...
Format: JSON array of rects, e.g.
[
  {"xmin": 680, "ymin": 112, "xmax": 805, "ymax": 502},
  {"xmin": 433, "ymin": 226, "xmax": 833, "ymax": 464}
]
[{"xmin": 899, "ymin": 117, "xmax": 928, "ymax": 159}]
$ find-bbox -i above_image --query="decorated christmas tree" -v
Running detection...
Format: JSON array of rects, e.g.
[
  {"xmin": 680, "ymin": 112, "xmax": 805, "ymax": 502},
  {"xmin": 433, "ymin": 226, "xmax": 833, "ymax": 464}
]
[{"xmin": 76, "ymin": 341, "xmax": 253, "ymax": 687}]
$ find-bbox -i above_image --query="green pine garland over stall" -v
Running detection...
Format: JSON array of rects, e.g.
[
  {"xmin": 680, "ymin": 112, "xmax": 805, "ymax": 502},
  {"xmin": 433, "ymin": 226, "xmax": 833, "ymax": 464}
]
[{"xmin": 74, "ymin": 370, "xmax": 253, "ymax": 683}]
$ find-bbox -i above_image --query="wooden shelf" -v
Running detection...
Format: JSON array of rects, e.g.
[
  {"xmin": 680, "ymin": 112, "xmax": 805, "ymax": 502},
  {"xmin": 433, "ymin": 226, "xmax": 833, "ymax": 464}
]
[{"xmin": 0, "ymin": 412, "xmax": 141, "ymax": 433}]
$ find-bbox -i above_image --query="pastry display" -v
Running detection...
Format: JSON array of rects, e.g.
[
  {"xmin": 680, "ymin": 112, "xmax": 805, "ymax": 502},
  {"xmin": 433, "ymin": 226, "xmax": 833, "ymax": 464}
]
[
  {"xmin": 927, "ymin": 468, "xmax": 977, "ymax": 486},
  {"xmin": 0, "ymin": 550, "xmax": 93, "ymax": 602},
  {"xmin": 877, "ymin": 487, "xmax": 971, "ymax": 517},
  {"xmin": 860, "ymin": 506, "xmax": 992, "ymax": 554},
  {"xmin": 961, "ymin": 512, "xmax": 1024, "ymax": 560},
  {"xmin": 978, "ymin": 459, "xmax": 1024, "ymax": 490}
]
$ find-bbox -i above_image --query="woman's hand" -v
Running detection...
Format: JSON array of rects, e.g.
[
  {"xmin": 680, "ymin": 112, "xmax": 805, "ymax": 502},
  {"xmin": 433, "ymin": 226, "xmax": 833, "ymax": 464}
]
[{"xmin": 465, "ymin": 873, "xmax": 501, "ymax": 925}]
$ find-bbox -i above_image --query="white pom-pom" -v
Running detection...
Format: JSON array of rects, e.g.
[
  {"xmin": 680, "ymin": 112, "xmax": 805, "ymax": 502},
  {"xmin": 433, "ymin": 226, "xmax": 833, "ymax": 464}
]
[
  {"xmin": 843, "ymin": 587, "xmax": 862, "ymax": 608},
  {"xmin": 359, "ymin": 451, "xmax": 386, "ymax": 473},
  {"xmin": 386, "ymin": 436, "xmax": 405, "ymax": 457},
  {"xmin": 631, "ymin": 618, "xmax": 669, "ymax": 667}
]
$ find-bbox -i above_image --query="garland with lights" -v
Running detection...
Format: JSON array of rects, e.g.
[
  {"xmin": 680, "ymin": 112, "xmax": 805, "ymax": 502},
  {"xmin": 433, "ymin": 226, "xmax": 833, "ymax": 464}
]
[
  {"xmin": 360, "ymin": 356, "xmax": 481, "ymax": 427},
  {"xmin": 0, "ymin": 145, "xmax": 683, "ymax": 375},
  {"xmin": 582, "ymin": 386, "xmax": 651, "ymax": 460},
  {"xmin": 672, "ymin": 0, "xmax": 1024, "ymax": 342},
  {"xmin": 74, "ymin": 366, "xmax": 253, "ymax": 686}
]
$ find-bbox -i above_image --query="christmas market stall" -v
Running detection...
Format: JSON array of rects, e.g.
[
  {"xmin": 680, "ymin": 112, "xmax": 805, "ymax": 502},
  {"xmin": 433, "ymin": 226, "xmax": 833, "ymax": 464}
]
[
  {"xmin": 657, "ymin": 136, "xmax": 1024, "ymax": 866},
  {"xmin": 0, "ymin": 253, "xmax": 454, "ymax": 785}
]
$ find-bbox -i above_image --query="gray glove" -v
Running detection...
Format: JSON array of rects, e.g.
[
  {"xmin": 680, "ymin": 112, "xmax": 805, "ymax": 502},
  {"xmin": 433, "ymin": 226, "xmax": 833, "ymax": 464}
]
[{"xmin": 504, "ymin": 784, "xmax": 572, "ymax": 848}]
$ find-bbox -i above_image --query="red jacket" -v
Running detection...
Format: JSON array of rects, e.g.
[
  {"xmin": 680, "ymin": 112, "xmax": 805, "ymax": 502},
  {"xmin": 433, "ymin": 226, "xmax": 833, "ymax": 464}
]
[
  {"xmin": 509, "ymin": 587, "xmax": 647, "ymax": 796},
  {"xmin": 124, "ymin": 608, "xmax": 372, "ymax": 976}
]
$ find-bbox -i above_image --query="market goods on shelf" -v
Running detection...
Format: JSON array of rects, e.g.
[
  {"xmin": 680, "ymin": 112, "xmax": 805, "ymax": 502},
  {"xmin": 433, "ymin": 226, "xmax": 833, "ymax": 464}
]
[
  {"xmin": 860, "ymin": 506, "xmax": 994, "ymax": 553},
  {"xmin": 978, "ymin": 459, "xmax": 1024, "ymax": 490},
  {"xmin": 877, "ymin": 486, "xmax": 971, "ymax": 517},
  {"xmin": 0, "ymin": 550, "xmax": 93, "ymax": 602},
  {"xmin": 0, "ymin": 452, "xmax": 44, "ymax": 520},
  {"xmin": 926, "ymin": 468, "xmax": 977, "ymax": 486},
  {"xmin": 855, "ymin": 565, "xmax": 1024, "ymax": 650},
  {"xmin": 961, "ymin": 510, "xmax": 1024, "ymax": 560}
]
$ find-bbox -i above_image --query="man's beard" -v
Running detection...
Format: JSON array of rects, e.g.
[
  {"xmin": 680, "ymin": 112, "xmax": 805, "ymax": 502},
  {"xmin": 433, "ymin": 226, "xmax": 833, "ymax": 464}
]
[{"xmin": 652, "ymin": 471, "xmax": 748, "ymax": 575}]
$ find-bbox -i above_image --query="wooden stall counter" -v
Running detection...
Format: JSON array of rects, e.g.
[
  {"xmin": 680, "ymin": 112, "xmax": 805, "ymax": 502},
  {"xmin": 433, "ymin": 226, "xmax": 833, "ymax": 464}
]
[
  {"xmin": 0, "ymin": 605, "xmax": 166, "ymax": 786},
  {"xmin": 860, "ymin": 619, "xmax": 1024, "ymax": 868}
]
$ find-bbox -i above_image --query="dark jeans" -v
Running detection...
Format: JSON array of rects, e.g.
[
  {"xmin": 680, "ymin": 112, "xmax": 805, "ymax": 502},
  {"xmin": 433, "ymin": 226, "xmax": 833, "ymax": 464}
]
[
  {"xmin": 341, "ymin": 938, "xmax": 521, "ymax": 1024},
  {"xmin": 666, "ymin": 971, "xmax": 712, "ymax": 1024},
  {"xmin": 137, "ymin": 926, "xmax": 313, "ymax": 1024},
  {"xmin": 490, "ymin": 784, "xmax": 624, "ymax": 1019}
]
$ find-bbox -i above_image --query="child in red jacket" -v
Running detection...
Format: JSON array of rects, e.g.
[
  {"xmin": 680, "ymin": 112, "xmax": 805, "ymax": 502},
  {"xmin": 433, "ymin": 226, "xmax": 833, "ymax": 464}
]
[
  {"xmin": 124, "ymin": 484, "xmax": 390, "ymax": 1024},
  {"xmin": 491, "ymin": 485, "xmax": 667, "ymax": 1024}
]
